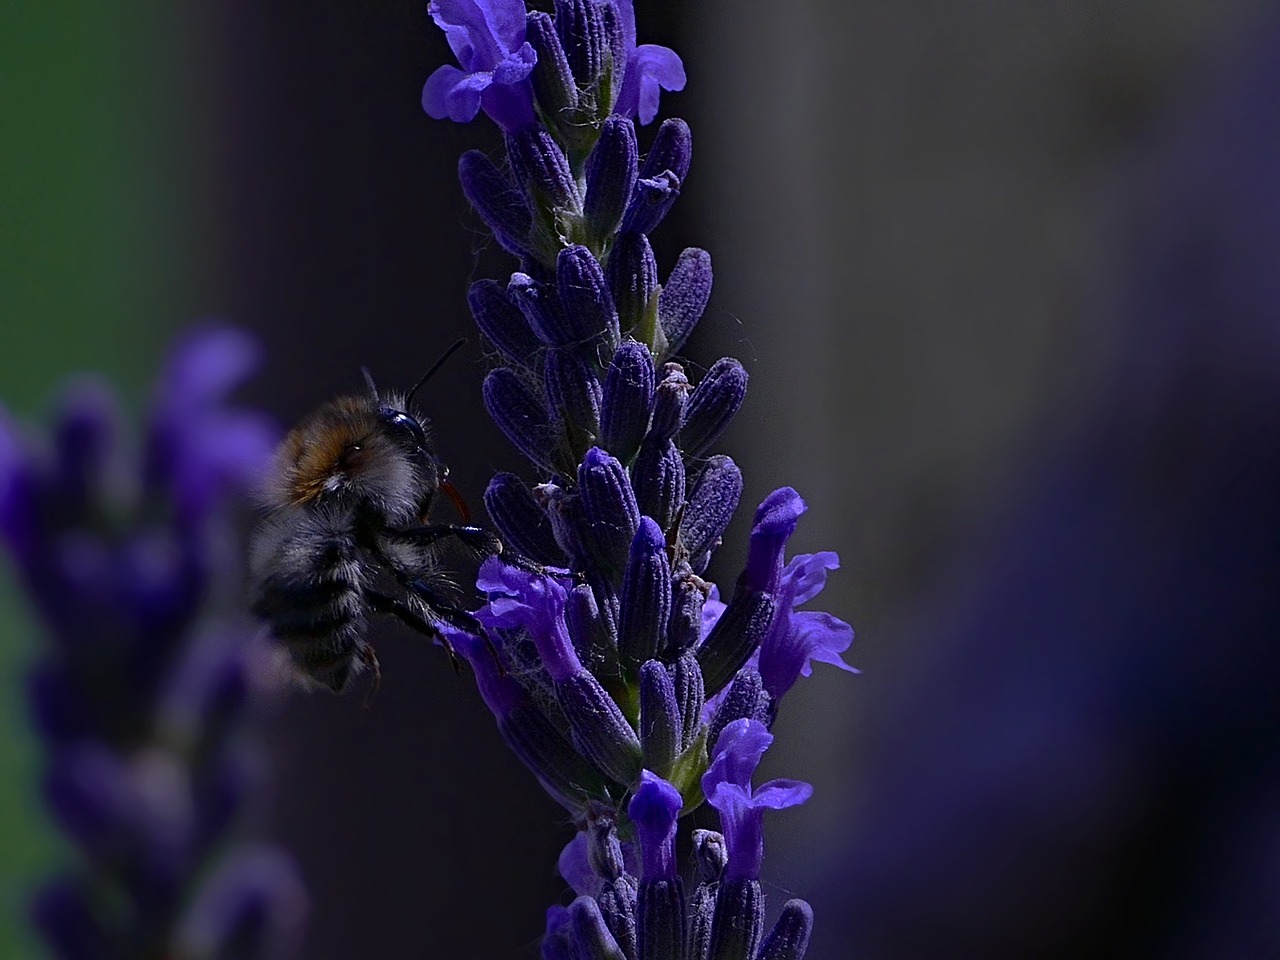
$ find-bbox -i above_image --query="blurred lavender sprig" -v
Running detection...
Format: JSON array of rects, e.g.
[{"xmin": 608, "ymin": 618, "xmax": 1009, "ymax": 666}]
[
  {"xmin": 423, "ymin": 2, "xmax": 855, "ymax": 957},
  {"xmin": 0, "ymin": 328, "xmax": 306, "ymax": 959}
]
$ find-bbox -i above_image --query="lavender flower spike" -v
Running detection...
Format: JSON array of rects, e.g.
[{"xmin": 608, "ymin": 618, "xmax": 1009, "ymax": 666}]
[
  {"xmin": 422, "ymin": 3, "xmax": 849, "ymax": 955},
  {"xmin": 1, "ymin": 327, "xmax": 305, "ymax": 959}
]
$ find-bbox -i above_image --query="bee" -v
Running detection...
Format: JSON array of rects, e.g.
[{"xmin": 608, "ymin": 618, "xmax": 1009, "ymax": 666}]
[{"xmin": 249, "ymin": 340, "xmax": 500, "ymax": 695}]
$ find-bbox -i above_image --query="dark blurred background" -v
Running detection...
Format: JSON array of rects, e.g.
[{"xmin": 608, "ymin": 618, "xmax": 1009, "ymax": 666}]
[{"xmin": 3, "ymin": 1, "xmax": 1279, "ymax": 957}]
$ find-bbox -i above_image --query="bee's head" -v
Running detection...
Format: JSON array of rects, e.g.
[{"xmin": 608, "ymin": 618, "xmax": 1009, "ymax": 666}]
[
  {"xmin": 265, "ymin": 344, "xmax": 467, "ymax": 524},
  {"xmin": 271, "ymin": 393, "xmax": 442, "ymax": 526}
]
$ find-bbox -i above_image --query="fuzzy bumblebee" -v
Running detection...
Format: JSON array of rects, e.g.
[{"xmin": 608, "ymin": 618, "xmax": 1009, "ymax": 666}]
[{"xmin": 249, "ymin": 357, "xmax": 499, "ymax": 694}]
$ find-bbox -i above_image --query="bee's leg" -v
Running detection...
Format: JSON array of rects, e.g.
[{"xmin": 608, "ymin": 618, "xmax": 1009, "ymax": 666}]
[
  {"xmin": 391, "ymin": 523, "xmax": 502, "ymax": 557},
  {"xmin": 357, "ymin": 644, "xmax": 382, "ymax": 708},
  {"xmin": 500, "ymin": 551, "xmax": 584, "ymax": 581},
  {"xmin": 366, "ymin": 590, "xmax": 462, "ymax": 672},
  {"xmin": 403, "ymin": 578, "xmax": 503, "ymax": 674}
]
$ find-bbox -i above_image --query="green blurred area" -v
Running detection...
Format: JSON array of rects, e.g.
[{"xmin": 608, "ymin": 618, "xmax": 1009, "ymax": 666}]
[{"xmin": 0, "ymin": 3, "xmax": 211, "ymax": 954}]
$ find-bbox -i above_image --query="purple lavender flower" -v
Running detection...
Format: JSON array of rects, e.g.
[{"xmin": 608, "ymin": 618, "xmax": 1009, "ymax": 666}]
[
  {"xmin": 700, "ymin": 720, "xmax": 814, "ymax": 959},
  {"xmin": 605, "ymin": 0, "xmax": 687, "ymax": 125},
  {"xmin": 422, "ymin": 0, "xmax": 538, "ymax": 131},
  {"xmin": 422, "ymin": 2, "xmax": 849, "ymax": 955},
  {"xmin": 1, "ymin": 327, "xmax": 306, "ymax": 959}
]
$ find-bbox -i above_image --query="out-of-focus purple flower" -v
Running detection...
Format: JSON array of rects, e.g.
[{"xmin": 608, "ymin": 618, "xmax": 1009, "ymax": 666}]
[
  {"xmin": 0, "ymin": 326, "xmax": 305, "ymax": 958},
  {"xmin": 422, "ymin": 0, "xmax": 538, "ymax": 131}
]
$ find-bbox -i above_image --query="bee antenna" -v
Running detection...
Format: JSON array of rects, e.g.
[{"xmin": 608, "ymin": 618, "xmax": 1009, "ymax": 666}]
[
  {"xmin": 360, "ymin": 366, "xmax": 379, "ymax": 400},
  {"xmin": 406, "ymin": 337, "xmax": 468, "ymax": 407}
]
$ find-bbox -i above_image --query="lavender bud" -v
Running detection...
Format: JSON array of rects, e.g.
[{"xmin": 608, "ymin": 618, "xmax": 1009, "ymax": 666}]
[
  {"xmin": 687, "ymin": 836, "xmax": 726, "ymax": 960},
  {"xmin": 483, "ymin": 368, "xmax": 557, "ymax": 473},
  {"xmin": 639, "ymin": 661, "xmax": 681, "ymax": 775},
  {"xmin": 758, "ymin": 899, "xmax": 814, "ymax": 960},
  {"xmin": 175, "ymin": 846, "xmax": 307, "ymax": 960},
  {"xmin": 638, "ymin": 879, "xmax": 685, "ymax": 960},
  {"xmin": 707, "ymin": 668, "xmax": 769, "ymax": 750},
  {"xmin": 600, "ymin": 1, "xmax": 626, "ymax": 88},
  {"xmin": 608, "ymin": 232, "xmax": 661, "ymax": 341},
  {"xmin": 631, "ymin": 438, "xmax": 684, "ymax": 534},
  {"xmin": 708, "ymin": 878, "xmax": 764, "ymax": 960},
  {"xmin": 649, "ymin": 363, "xmax": 691, "ymax": 442},
  {"xmin": 622, "ymin": 169, "xmax": 681, "ymax": 237},
  {"xmin": 555, "ymin": 0, "xmax": 607, "ymax": 91},
  {"xmin": 697, "ymin": 590, "xmax": 776, "ymax": 696},
  {"xmin": 681, "ymin": 456, "xmax": 743, "ymax": 565},
  {"xmin": 578, "ymin": 447, "xmax": 641, "ymax": 575},
  {"xmin": 545, "ymin": 347, "xmax": 603, "ymax": 439},
  {"xmin": 681, "ymin": 358, "xmax": 748, "ymax": 459},
  {"xmin": 508, "ymin": 128, "xmax": 582, "ymax": 262},
  {"xmin": 501, "ymin": 702, "xmax": 612, "ymax": 811},
  {"xmin": 670, "ymin": 653, "xmax": 706, "ymax": 750},
  {"xmin": 597, "ymin": 876, "xmax": 639, "ymax": 960},
  {"xmin": 688, "ymin": 882, "xmax": 717, "ymax": 960},
  {"xmin": 623, "ymin": 118, "xmax": 692, "ymax": 234},
  {"xmin": 588, "ymin": 813, "xmax": 628, "ymax": 879},
  {"xmin": 538, "ymin": 482, "xmax": 591, "ymax": 565},
  {"xmin": 458, "ymin": 149, "xmax": 533, "ymax": 259},
  {"xmin": 584, "ymin": 117, "xmax": 639, "ymax": 252},
  {"xmin": 508, "ymin": 127, "xmax": 582, "ymax": 216},
  {"xmin": 567, "ymin": 581, "xmax": 620, "ymax": 676},
  {"xmin": 569, "ymin": 895, "xmax": 628, "ymax": 960},
  {"xmin": 599, "ymin": 339, "xmax": 656, "ymax": 463},
  {"xmin": 469, "ymin": 279, "xmax": 541, "ymax": 365},
  {"xmin": 543, "ymin": 906, "xmax": 575, "ymax": 960},
  {"xmin": 557, "ymin": 245, "xmax": 620, "ymax": 347},
  {"xmin": 586, "ymin": 570, "xmax": 622, "ymax": 661},
  {"xmin": 618, "ymin": 518, "xmax": 672, "ymax": 670},
  {"xmin": 692, "ymin": 829, "xmax": 728, "ymax": 883},
  {"xmin": 485, "ymin": 473, "xmax": 567, "ymax": 566},
  {"xmin": 556, "ymin": 672, "xmax": 642, "ymax": 784},
  {"xmin": 659, "ymin": 247, "xmax": 713, "ymax": 358},
  {"xmin": 640, "ymin": 118, "xmax": 694, "ymax": 184},
  {"xmin": 509, "ymin": 272, "xmax": 575, "ymax": 346},
  {"xmin": 527, "ymin": 11, "xmax": 578, "ymax": 118}
]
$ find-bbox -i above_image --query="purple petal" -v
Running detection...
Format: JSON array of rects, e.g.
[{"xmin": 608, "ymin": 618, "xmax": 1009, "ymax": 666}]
[
  {"xmin": 557, "ymin": 833, "xmax": 600, "ymax": 897},
  {"xmin": 792, "ymin": 611, "xmax": 857, "ymax": 676},
  {"xmin": 741, "ymin": 488, "xmax": 806, "ymax": 593},
  {"xmin": 629, "ymin": 769, "xmax": 684, "ymax": 879},
  {"xmin": 423, "ymin": 64, "xmax": 485, "ymax": 122},
  {"xmin": 618, "ymin": 44, "xmax": 686, "ymax": 125},
  {"xmin": 752, "ymin": 778, "xmax": 814, "ymax": 810},
  {"xmin": 782, "ymin": 551, "xmax": 841, "ymax": 607},
  {"xmin": 759, "ymin": 609, "xmax": 857, "ymax": 700},
  {"xmin": 477, "ymin": 557, "xmax": 580, "ymax": 680},
  {"xmin": 700, "ymin": 584, "xmax": 726, "ymax": 639},
  {"xmin": 430, "ymin": 0, "xmax": 529, "ymax": 69},
  {"xmin": 706, "ymin": 776, "xmax": 812, "ymax": 881},
  {"xmin": 703, "ymin": 718, "xmax": 773, "ymax": 795}
]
